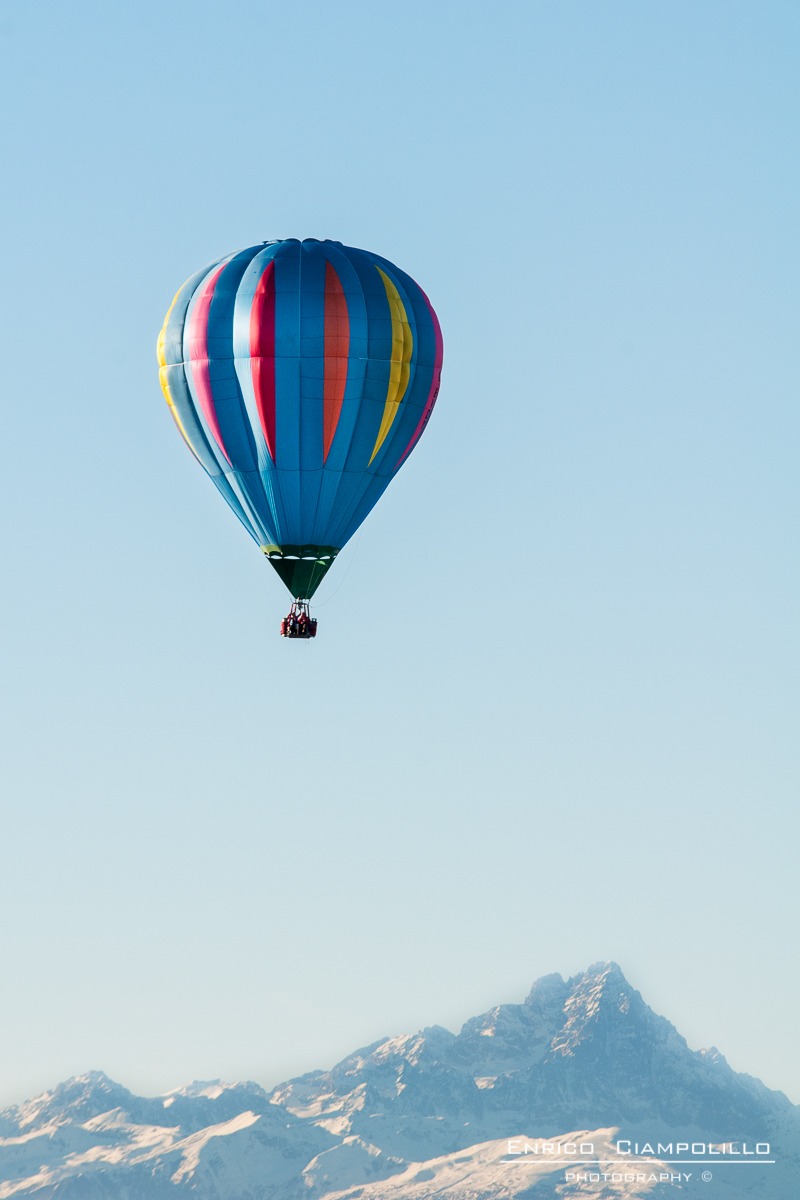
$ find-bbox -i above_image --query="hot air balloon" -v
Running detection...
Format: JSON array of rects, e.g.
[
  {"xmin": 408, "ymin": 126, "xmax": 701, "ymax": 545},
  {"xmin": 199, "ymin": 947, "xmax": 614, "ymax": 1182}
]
[{"xmin": 157, "ymin": 239, "xmax": 443, "ymax": 637}]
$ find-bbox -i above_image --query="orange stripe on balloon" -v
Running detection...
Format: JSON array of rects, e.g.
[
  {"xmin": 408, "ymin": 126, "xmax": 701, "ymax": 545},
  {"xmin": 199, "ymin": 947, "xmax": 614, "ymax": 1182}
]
[{"xmin": 323, "ymin": 262, "xmax": 349, "ymax": 461}]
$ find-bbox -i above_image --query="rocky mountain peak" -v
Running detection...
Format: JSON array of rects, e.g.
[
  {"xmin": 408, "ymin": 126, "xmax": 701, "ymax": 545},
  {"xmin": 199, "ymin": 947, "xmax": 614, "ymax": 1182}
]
[
  {"xmin": 523, "ymin": 970, "xmax": 569, "ymax": 1010},
  {"xmin": 550, "ymin": 961, "xmax": 643, "ymax": 1055},
  {"xmin": 12, "ymin": 1070, "xmax": 135, "ymax": 1130}
]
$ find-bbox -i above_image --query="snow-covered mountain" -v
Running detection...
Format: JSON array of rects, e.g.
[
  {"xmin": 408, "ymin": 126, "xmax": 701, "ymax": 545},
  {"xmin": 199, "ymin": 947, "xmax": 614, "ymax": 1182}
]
[{"xmin": 1, "ymin": 963, "xmax": 797, "ymax": 1199}]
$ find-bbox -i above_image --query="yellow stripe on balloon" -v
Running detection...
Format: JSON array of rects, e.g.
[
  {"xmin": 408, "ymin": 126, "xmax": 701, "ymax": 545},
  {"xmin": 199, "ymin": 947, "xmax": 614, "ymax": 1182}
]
[
  {"xmin": 155, "ymin": 288, "xmax": 179, "ymax": 374},
  {"xmin": 368, "ymin": 267, "xmax": 413, "ymax": 465},
  {"xmin": 157, "ymin": 287, "xmax": 203, "ymax": 465}
]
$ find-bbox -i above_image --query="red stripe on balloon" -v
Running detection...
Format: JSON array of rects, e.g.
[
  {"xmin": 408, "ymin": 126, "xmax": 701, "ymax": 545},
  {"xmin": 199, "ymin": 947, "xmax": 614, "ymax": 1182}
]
[
  {"xmin": 394, "ymin": 291, "xmax": 443, "ymax": 469},
  {"xmin": 250, "ymin": 260, "xmax": 277, "ymax": 460},
  {"xmin": 323, "ymin": 262, "xmax": 349, "ymax": 461},
  {"xmin": 187, "ymin": 264, "xmax": 231, "ymax": 465}
]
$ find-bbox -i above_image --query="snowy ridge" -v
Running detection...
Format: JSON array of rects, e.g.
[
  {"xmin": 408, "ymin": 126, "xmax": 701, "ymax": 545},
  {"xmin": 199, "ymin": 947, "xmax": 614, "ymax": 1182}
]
[{"xmin": 1, "ymin": 963, "xmax": 797, "ymax": 1199}]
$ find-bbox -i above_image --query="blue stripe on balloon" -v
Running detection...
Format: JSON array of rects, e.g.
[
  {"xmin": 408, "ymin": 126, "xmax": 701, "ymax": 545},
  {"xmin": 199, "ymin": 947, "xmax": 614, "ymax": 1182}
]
[
  {"xmin": 272, "ymin": 241, "xmax": 302, "ymax": 539},
  {"xmin": 298, "ymin": 242, "xmax": 325, "ymax": 470}
]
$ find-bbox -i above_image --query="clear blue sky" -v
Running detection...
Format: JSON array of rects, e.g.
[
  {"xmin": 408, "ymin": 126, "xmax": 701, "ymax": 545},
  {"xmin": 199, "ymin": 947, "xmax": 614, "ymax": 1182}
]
[{"xmin": 1, "ymin": 0, "xmax": 798, "ymax": 1109}]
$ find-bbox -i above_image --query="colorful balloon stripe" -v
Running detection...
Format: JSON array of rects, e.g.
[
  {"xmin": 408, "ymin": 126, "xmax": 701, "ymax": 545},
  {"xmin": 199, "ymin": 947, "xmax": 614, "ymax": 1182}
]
[
  {"xmin": 187, "ymin": 264, "xmax": 231, "ymax": 466},
  {"xmin": 394, "ymin": 288, "xmax": 443, "ymax": 469},
  {"xmin": 158, "ymin": 287, "xmax": 203, "ymax": 466},
  {"xmin": 369, "ymin": 267, "xmax": 413, "ymax": 465},
  {"xmin": 323, "ymin": 262, "xmax": 349, "ymax": 461},
  {"xmin": 250, "ymin": 260, "xmax": 277, "ymax": 460}
]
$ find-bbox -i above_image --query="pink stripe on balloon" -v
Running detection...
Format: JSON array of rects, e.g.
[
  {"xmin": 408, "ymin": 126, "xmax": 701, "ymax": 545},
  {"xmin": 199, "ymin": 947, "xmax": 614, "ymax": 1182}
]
[
  {"xmin": 394, "ymin": 291, "xmax": 443, "ymax": 469},
  {"xmin": 323, "ymin": 262, "xmax": 349, "ymax": 461},
  {"xmin": 249, "ymin": 260, "xmax": 277, "ymax": 460},
  {"xmin": 186, "ymin": 264, "xmax": 231, "ymax": 465}
]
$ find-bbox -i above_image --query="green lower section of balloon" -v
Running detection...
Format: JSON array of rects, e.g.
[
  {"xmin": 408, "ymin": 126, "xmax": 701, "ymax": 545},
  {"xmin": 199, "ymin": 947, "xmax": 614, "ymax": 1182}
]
[{"xmin": 261, "ymin": 546, "xmax": 340, "ymax": 599}]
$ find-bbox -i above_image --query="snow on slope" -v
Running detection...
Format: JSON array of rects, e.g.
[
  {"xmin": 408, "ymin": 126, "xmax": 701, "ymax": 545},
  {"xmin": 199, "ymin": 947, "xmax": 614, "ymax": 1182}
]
[
  {"xmin": 1, "ymin": 963, "xmax": 797, "ymax": 1199},
  {"xmin": 321, "ymin": 1127, "xmax": 799, "ymax": 1200}
]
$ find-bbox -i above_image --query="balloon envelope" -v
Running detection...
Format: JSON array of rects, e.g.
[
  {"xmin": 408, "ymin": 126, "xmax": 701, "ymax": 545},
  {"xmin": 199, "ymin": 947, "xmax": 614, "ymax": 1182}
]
[{"xmin": 157, "ymin": 239, "xmax": 443, "ymax": 598}]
